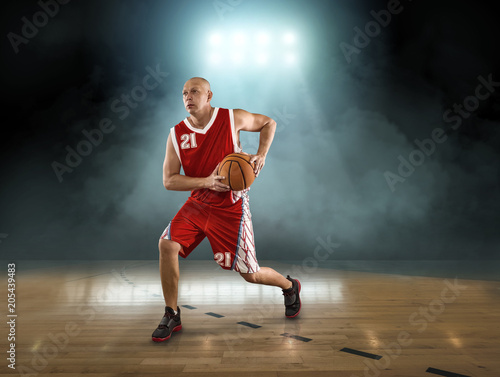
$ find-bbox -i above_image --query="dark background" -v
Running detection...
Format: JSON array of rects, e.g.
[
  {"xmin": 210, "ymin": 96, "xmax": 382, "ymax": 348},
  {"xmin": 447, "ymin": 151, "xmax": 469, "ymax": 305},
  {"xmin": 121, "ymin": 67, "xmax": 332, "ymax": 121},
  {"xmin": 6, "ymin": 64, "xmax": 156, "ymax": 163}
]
[{"xmin": 1, "ymin": 0, "xmax": 499, "ymax": 260}]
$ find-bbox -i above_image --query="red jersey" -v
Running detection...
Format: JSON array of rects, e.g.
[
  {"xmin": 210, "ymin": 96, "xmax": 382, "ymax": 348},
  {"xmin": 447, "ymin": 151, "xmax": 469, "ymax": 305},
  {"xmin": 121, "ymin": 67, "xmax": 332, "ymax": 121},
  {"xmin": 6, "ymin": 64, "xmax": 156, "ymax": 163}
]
[{"xmin": 170, "ymin": 107, "xmax": 244, "ymax": 207}]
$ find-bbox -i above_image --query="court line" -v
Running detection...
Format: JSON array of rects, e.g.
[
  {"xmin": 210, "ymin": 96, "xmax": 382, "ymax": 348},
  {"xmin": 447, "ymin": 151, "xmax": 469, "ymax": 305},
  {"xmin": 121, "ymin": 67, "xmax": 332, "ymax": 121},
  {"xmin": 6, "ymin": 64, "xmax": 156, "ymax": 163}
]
[
  {"xmin": 426, "ymin": 367, "xmax": 471, "ymax": 377},
  {"xmin": 237, "ymin": 321, "xmax": 261, "ymax": 329},
  {"xmin": 205, "ymin": 312, "xmax": 225, "ymax": 318},
  {"xmin": 339, "ymin": 347, "xmax": 382, "ymax": 360},
  {"xmin": 280, "ymin": 332, "xmax": 312, "ymax": 342}
]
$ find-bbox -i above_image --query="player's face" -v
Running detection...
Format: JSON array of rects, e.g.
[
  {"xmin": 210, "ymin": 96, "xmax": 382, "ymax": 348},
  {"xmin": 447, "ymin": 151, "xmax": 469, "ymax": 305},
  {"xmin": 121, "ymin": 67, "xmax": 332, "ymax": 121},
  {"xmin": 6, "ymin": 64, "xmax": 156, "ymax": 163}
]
[{"xmin": 182, "ymin": 80, "xmax": 211, "ymax": 114}]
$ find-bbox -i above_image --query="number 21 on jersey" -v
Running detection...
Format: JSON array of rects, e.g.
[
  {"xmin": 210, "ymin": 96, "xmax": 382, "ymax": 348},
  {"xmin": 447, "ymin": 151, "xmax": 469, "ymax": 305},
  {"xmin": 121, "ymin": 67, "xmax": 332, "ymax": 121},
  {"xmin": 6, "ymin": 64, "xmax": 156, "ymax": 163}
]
[
  {"xmin": 214, "ymin": 252, "xmax": 231, "ymax": 268},
  {"xmin": 180, "ymin": 133, "xmax": 197, "ymax": 149}
]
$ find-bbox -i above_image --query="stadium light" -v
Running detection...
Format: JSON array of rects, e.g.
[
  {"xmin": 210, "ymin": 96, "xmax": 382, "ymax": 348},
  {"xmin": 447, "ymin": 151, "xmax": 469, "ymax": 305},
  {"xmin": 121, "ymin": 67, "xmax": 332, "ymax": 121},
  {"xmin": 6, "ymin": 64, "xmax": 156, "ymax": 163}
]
[
  {"xmin": 210, "ymin": 33, "xmax": 222, "ymax": 46},
  {"xmin": 231, "ymin": 52, "xmax": 244, "ymax": 64},
  {"xmin": 206, "ymin": 29, "xmax": 299, "ymax": 69},
  {"xmin": 233, "ymin": 33, "xmax": 246, "ymax": 47},
  {"xmin": 283, "ymin": 32, "xmax": 295, "ymax": 45},
  {"xmin": 256, "ymin": 53, "xmax": 268, "ymax": 65},
  {"xmin": 285, "ymin": 53, "xmax": 296, "ymax": 65},
  {"xmin": 210, "ymin": 53, "xmax": 221, "ymax": 64},
  {"xmin": 257, "ymin": 33, "xmax": 270, "ymax": 45}
]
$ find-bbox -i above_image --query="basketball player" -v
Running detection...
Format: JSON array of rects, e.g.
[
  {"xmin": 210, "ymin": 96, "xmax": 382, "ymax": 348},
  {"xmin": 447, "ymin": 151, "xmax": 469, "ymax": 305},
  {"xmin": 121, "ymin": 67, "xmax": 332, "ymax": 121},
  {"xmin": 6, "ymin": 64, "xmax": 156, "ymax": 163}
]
[{"xmin": 152, "ymin": 77, "xmax": 301, "ymax": 342}]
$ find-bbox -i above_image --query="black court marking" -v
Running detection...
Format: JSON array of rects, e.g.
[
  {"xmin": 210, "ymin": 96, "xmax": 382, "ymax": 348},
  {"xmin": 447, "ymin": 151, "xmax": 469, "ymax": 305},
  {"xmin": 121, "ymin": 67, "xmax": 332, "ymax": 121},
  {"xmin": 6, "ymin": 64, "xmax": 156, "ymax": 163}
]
[
  {"xmin": 181, "ymin": 305, "xmax": 197, "ymax": 310},
  {"xmin": 426, "ymin": 367, "xmax": 471, "ymax": 377},
  {"xmin": 237, "ymin": 321, "xmax": 262, "ymax": 329},
  {"xmin": 205, "ymin": 312, "xmax": 224, "ymax": 318},
  {"xmin": 280, "ymin": 333, "xmax": 312, "ymax": 342},
  {"xmin": 340, "ymin": 347, "xmax": 382, "ymax": 360}
]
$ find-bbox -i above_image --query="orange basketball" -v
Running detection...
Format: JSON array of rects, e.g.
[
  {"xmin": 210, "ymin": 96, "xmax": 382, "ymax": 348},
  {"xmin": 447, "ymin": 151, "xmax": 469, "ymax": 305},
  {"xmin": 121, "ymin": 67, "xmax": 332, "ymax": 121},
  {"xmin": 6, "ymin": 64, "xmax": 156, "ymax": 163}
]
[{"xmin": 217, "ymin": 153, "xmax": 256, "ymax": 191}]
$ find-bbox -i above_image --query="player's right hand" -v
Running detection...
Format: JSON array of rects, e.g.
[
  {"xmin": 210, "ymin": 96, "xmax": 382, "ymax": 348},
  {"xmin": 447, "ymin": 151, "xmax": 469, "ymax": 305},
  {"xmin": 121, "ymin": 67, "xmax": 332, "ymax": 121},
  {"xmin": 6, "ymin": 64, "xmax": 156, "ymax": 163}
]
[{"xmin": 205, "ymin": 165, "xmax": 231, "ymax": 192}]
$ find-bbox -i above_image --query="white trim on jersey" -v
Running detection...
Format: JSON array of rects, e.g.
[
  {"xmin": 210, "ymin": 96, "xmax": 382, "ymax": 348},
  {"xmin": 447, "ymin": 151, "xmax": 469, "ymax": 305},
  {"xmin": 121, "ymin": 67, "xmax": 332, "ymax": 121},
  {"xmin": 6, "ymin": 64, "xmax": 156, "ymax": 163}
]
[
  {"xmin": 170, "ymin": 127, "xmax": 182, "ymax": 165},
  {"xmin": 229, "ymin": 109, "xmax": 242, "ymax": 153},
  {"xmin": 183, "ymin": 107, "xmax": 220, "ymax": 134}
]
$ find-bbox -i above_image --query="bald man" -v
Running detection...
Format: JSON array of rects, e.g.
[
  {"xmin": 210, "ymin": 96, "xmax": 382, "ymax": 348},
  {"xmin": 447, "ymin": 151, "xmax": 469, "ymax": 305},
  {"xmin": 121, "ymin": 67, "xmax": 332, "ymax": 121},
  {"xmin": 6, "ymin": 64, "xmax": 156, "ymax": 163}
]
[{"xmin": 152, "ymin": 77, "xmax": 301, "ymax": 342}]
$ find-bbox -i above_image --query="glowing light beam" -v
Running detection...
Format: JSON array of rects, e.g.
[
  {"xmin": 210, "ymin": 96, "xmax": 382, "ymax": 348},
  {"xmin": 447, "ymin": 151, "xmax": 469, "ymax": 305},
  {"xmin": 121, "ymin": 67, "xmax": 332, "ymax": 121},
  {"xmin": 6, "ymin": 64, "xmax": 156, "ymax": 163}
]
[
  {"xmin": 283, "ymin": 32, "xmax": 296, "ymax": 44},
  {"xmin": 210, "ymin": 33, "xmax": 222, "ymax": 46}
]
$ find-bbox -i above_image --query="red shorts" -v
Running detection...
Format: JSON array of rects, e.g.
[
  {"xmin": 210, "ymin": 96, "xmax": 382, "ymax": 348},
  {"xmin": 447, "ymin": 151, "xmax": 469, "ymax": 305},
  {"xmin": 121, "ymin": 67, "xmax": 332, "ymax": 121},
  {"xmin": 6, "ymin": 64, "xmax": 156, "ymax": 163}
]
[{"xmin": 160, "ymin": 193, "xmax": 260, "ymax": 273}]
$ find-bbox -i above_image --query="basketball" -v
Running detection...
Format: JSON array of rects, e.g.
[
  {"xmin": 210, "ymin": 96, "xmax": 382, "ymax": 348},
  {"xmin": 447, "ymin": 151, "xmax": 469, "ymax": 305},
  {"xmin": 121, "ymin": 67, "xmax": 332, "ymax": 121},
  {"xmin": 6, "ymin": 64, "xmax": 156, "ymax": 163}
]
[{"xmin": 217, "ymin": 153, "xmax": 256, "ymax": 191}]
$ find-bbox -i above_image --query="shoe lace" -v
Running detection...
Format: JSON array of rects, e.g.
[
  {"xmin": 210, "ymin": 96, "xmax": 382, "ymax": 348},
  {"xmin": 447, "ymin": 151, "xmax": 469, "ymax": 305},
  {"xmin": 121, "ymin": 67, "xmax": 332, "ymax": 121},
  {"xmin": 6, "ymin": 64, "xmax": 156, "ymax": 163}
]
[
  {"xmin": 282, "ymin": 288, "xmax": 295, "ymax": 297},
  {"xmin": 158, "ymin": 312, "xmax": 175, "ymax": 329}
]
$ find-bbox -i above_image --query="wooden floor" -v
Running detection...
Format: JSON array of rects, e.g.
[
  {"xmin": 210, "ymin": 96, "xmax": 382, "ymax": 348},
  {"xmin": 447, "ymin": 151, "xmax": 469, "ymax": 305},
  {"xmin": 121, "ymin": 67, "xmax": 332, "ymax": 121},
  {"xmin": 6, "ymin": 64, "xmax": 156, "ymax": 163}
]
[{"xmin": 2, "ymin": 260, "xmax": 500, "ymax": 377}]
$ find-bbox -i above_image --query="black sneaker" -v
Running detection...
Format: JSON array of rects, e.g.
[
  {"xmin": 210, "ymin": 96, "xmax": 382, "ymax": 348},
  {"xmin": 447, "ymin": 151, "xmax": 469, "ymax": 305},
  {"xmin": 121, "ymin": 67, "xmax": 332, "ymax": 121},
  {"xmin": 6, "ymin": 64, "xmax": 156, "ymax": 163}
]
[
  {"xmin": 282, "ymin": 276, "xmax": 301, "ymax": 318},
  {"xmin": 152, "ymin": 306, "xmax": 182, "ymax": 342}
]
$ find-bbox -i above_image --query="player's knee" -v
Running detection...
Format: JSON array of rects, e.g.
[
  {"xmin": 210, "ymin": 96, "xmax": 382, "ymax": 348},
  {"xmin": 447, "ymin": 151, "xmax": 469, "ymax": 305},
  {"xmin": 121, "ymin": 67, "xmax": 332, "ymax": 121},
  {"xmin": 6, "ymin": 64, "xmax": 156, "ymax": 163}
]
[
  {"xmin": 158, "ymin": 239, "xmax": 181, "ymax": 257},
  {"xmin": 240, "ymin": 272, "xmax": 259, "ymax": 284}
]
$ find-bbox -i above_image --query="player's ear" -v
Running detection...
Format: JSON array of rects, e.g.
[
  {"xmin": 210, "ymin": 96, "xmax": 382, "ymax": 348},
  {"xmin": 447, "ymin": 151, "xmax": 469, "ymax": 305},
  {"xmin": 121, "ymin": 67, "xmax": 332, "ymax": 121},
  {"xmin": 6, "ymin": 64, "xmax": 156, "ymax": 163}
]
[{"xmin": 207, "ymin": 90, "xmax": 213, "ymax": 102}]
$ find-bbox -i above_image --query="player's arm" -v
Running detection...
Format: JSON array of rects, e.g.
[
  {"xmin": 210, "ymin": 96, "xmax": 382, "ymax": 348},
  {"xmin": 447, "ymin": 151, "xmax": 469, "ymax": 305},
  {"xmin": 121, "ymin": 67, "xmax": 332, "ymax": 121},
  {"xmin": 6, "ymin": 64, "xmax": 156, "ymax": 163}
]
[
  {"xmin": 163, "ymin": 133, "xmax": 230, "ymax": 192},
  {"xmin": 234, "ymin": 109, "xmax": 276, "ymax": 177}
]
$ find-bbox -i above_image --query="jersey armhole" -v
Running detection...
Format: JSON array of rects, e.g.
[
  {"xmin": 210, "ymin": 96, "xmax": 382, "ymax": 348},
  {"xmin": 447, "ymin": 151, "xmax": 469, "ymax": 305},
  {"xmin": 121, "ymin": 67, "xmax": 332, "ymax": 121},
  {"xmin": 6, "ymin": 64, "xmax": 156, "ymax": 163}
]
[
  {"xmin": 170, "ymin": 127, "xmax": 182, "ymax": 165},
  {"xmin": 229, "ymin": 109, "xmax": 242, "ymax": 153}
]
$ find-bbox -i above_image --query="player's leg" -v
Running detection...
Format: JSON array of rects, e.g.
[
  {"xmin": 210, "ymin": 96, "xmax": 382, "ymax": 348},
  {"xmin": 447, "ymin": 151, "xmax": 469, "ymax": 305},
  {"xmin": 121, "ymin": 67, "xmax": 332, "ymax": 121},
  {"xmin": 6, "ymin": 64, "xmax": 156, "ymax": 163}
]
[
  {"xmin": 153, "ymin": 199, "xmax": 208, "ymax": 342},
  {"xmin": 240, "ymin": 268, "xmax": 301, "ymax": 318},
  {"xmin": 159, "ymin": 239, "xmax": 182, "ymax": 309},
  {"xmin": 152, "ymin": 239, "xmax": 183, "ymax": 342},
  {"xmin": 207, "ymin": 194, "xmax": 301, "ymax": 318},
  {"xmin": 239, "ymin": 267, "xmax": 291, "ymax": 289}
]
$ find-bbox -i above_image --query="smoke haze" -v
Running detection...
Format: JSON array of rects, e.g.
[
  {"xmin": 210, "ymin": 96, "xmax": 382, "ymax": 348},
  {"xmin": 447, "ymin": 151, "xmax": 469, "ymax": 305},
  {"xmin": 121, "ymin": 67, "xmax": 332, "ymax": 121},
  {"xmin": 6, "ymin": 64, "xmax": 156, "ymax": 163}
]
[{"xmin": 1, "ymin": 0, "xmax": 499, "ymax": 260}]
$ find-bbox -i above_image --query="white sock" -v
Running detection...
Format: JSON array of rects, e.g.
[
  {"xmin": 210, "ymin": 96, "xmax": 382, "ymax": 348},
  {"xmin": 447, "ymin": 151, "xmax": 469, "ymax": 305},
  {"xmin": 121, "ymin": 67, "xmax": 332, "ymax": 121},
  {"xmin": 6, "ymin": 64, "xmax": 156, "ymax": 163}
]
[{"xmin": 173, "ymin": 310, "xmax": 178, "ymax": 315}]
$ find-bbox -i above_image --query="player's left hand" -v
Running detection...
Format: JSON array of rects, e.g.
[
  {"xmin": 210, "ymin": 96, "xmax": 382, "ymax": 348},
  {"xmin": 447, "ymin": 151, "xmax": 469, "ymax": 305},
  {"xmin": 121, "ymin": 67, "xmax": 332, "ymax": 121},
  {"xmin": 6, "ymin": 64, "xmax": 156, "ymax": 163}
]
[{"xmin": 248, "ymin": 153, "xmax": 266, "ymax": 177}]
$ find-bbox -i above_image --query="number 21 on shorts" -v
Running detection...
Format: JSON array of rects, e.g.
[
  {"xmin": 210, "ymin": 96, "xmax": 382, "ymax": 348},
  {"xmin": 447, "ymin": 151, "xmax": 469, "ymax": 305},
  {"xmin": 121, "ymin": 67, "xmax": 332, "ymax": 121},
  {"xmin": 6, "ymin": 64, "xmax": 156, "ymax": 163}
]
[{"xmin": 214, "ymin": 252, "xmax": 231, "ymax": 268}]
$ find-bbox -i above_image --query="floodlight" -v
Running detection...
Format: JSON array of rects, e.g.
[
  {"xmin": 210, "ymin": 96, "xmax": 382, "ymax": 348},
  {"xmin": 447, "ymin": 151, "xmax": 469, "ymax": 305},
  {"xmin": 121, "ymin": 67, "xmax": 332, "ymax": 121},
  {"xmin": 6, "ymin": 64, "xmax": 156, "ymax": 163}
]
[
  {"xmin": 210, "ymin": 53, "xmax": 221, "ymax": 64},
  {"xmin": 285, "ymin": 53, "xmax": 296, "ymax": 65},
  {"xmin": 231, "ymin": 52, "xmax": 244, "ymax": 64},
  {"xmin": 210, "ymin": 33, "xmax": 222, "ymax": 46},
  {"xmin": 233, "ymin": 33, "xmax": 246, "ymax": 46},
  {"xmin": 256, "ymin": 53, "xmax": 268, "ymax": 65},
  {"xmin": 257, "ymin": 33, "xmax": 270, "ymax": 45},
  {"xmin": 283, "ymin": 32, "xmax": 295, "ymax": 44}
]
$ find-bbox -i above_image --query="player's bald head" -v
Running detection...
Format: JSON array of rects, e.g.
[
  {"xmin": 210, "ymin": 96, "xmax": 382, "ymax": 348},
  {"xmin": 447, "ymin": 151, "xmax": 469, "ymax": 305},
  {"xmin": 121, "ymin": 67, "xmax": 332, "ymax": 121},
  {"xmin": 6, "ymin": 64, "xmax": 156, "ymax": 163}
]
[
  {"xmin": 182, "ymin": 77, "xmax": 213, "ymax": 113},
  {"xmin": 184, "ymin": 77, "xmax": 211, "ymax": 92}
]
